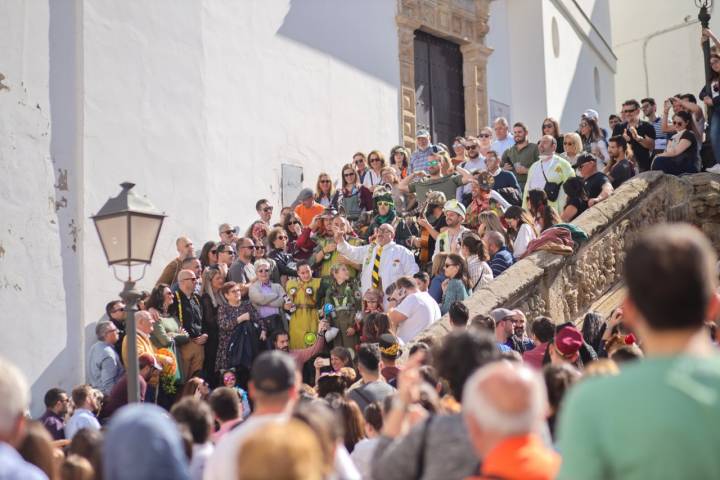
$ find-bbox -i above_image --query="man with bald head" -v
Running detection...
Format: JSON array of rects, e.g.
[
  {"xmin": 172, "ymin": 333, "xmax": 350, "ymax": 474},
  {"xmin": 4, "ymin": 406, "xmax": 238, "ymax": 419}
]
[
  {"xmin": 523, "ymin": 135, "xmax": 575, "ymax": 212},
  {"xmin": 463, "ymin": 362, "xmax": 560, "ymax": 480},
  {"xmin": 168, "ymin": 269, "xmax": 207, "ymax": 378},
  {"xmin": 156, "ymin": 236, "xmax": 194, "ymax": 286},
  {"xmin": 335, "ymin": 222, "xmax": 418, "ymax": 296}
]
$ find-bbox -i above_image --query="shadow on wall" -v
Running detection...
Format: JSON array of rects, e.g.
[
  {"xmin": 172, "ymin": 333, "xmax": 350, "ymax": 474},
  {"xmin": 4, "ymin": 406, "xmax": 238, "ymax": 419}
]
[
  {"xmin": 34, "ymin": 0, "xmax": 85, "ymax": 415},
  {"xmin": 276, "ymin": 0, "xmax": 399, "ymax": 86}
]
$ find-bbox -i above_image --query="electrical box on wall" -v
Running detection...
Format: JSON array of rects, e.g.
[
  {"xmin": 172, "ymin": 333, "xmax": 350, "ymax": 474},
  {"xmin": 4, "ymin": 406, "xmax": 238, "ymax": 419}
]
[{"xmin": 281, "ymin": 164, "xmax": 303, "ymax": 207}]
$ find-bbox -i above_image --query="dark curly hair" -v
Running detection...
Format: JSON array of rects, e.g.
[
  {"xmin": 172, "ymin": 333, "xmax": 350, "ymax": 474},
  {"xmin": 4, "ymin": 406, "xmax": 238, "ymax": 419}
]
[{"xmin": 433, "ymin": 330, "xmax": 499, "ymax": 401}]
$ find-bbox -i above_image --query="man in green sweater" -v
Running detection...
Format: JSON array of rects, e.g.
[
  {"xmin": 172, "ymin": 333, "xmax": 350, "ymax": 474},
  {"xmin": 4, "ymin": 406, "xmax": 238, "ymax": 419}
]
[{"xmin": 557, "ymin": 223, "xmax": 720, "ymax": 480}]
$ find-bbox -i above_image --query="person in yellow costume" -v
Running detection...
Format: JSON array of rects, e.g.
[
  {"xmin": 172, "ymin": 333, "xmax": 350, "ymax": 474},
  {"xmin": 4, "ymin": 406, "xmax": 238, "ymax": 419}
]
[
  {"xmin": 285, "ymin": 262, "xmax": 322, "ymax": 350},
  {"xmin": 310, "ymin": 211, "xmax": 363, "ymax": 279}
]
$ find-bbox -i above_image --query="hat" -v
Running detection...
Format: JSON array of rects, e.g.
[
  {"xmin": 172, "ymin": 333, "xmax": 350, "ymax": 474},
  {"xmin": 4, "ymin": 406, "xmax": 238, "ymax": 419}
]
[
  {"xmin": 426, "ymin": 191, "xmax": 447, "ymax": 207},
  {"xmin": 574, "ymin": 152, "xmax": 597, "ymax": 169},
  {"xmin": 474, "ymin": 171, "xmax": 495, "ymax": 190},
  {"xmin": 319, "ymin": 206, "xmax": 338, "ymax": 218},
  {"xmin": 250, "ymin": 351, "xmax": 296, "ymax": 394},
  {"xmin": 379, "ymin": 333, "xmax": 401, "ymax": 359},
  {"xmin": 295, "ymin": 188, "xmax": 314, "ymax": 203},
  {"xmin": 582, "ymin": 109, "xmax": 599, "ymax": 121},
  {"xmin": 218, "ymin": 223, "xmax": 236, "ymax": 234},
  {"xmin": 416, "ymin": 129, "xmax": 430, "ymax": 138},
  {"xmin": 444, "ymin": 199, "xmax": 466, "ymax": 218},
  {"xmin": 138, "ymin": 353, "xmax": 161, "ymax": 371},
  {"xmin": 554, "ymin": 325, "xmax": 583, "ymax": 358},
  {"xmin": 373, "ymin": 185, "xmax": 394, "ymax": 205},
  {"xmin": 490, "ymin": 308, "xmax": 515, "ymax": 324}
]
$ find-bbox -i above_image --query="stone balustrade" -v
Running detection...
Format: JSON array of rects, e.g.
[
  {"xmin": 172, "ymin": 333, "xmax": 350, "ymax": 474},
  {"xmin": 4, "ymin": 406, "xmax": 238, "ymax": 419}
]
[{"xmin": 417, "ymin": 172, "xmax": 720, "ymax": 341}]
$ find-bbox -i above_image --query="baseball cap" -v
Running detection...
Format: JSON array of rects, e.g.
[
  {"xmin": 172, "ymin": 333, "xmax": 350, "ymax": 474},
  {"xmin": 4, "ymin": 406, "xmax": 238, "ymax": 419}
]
[
  {"xmin": 574, "ymin": 152, "xmax": 597, "ymax": 169},
  {"xmin": 554, "ymin": 325, "xmax": 583, "ymax": 358},
  {"xmin": 138, "ymin": 353, "xmax": 161, "ymax": 371},
  {"xmin": 444, "ymin": 199, "xmax": 466, "ymax": 218},
  {"xmin": 416, "ymin": 129, "xmax": 430, "ymax": 138},
  {"xmin": 250, "ymin": 351, "xmax": 297, "ymax": 394},
  {"xmin": 295, "ymin": 188, "xmax": 314, "ymax": 202},
  {"xmin": 490, "ymin": 308, "xmax": 515, "ymax": 324},
  {"xmin": 582, "ymin": 109, "xmax": 599, "ymax": 121}
]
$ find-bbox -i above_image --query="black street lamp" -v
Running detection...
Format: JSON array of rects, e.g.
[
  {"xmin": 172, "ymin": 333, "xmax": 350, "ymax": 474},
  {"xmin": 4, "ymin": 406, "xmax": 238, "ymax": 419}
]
[
  {"xmin": 698, "ymin": 0, "xmax": 714, "ymax": 117},
  {"xmin": 91, "ymin": 182, "xmax": 166, "ymax": 402}
]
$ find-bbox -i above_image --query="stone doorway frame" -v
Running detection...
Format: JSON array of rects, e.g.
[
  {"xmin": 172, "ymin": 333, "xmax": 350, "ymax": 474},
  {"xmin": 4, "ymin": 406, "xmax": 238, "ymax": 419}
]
[{"xmin": 396, "ymin": 0, "xmax": 493, "ymax": 149}]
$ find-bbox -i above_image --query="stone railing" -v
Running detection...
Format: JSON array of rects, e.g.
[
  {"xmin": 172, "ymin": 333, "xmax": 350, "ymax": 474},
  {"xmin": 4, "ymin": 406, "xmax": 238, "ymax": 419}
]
[{"xmin": 420, "ymin": 172, "xmax": 720, "ymax": 340}]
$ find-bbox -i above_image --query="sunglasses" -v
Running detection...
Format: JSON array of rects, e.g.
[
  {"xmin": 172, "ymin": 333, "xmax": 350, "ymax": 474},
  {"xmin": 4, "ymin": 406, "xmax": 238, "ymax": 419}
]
[
  {"xmin": 182, "ymin": 277, "xmax": 198, "ymax": 282},
  {"xmin": 112, "ymin": 307, "xmax": 126, "ymax": 313},
  {"xmin": 319, "ymin": 179, "xmax": 331, "ymax": 183},
  {"xmin": 354, "ymin": 159, "xmax": 365, "ymax": 164},
  {"xmin": 370, "ymin": 158, "xmax": 381, "ymax": 162},
  {"xmin": 376, "ymin": 201, "xmax": 393, "ymax": 207},
  {"xmin": 263, "ymin": 207, "xmax": 273, "ymax": 212},
  {"xmin": 222, "ymin": 230, "xmax": 235, "ymax": 235},
  {"xmin": 543, "ymin": 124, "xmax": 553, "ymax": 128},
  {"xmin": 343, "ymin": 172, "xmax": 356, "ymax": 177},
  {"xmin": 622, "ymin": 109, "xmax": 637, "ymax": 114},
  {"xmin": 276, "ymin": 235, "xmax": 288, "ymax": 240},
  {"xmin": 288, "ymin": 220, "xmax": 301, "ymax": 225},
  {"xmin": 255, "ymin": 246, "xmax": 266, "ymax": 250},
  {"xmin": 466, "ymin": 145, "xmax": 478, "ymax": 150},
  {"xmin": 210, "ymin": 249, "xmax": 218, "ymax": 254},
  {"xmin": 479, "ymin": 133, "xmax": 491, "ymax": 138},
  {"xmin": 427, "ymin": 160, "xmax": 439, "ymax": 166},
  {"xmin": 257, "ymin": 269, "xmax": 269, "ymax": 273},
  {"xmin": 220, "ymin": 250, "xmax": 236, "ymax": 256}
]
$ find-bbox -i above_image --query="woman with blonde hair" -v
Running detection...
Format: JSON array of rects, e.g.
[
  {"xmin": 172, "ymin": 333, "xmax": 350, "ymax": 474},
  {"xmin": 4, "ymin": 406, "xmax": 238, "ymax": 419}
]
[
  {"xmin": 314, "ymin": 172, "xmax": 335, "ymax": 207},
  {"xmin": 561, "ymin": 132, "xmax": 583, "ymax": 167},
  {"xmin": 450, "ymin": 136, "xmax": 468, "ymax": 166},
  {"xmin": 428, "ymin": 253, "xmax": 448, "ymax": 304},
  {"xmin": 362, "ymin": 150, "xmax": 386, "ymax": 190},
  {"xmin": 478, "ymin": 126, "xmax": 494, "ymax": 157},
  {"xmin": 237, "ymin": 420, "xmax": 324, "ymax": 480},
  {"xmin": 477, "ymin": 210, "xmax": 507, "ymax": 239},
  {"xmin": 332, "ymin": 163, "xmax": 373, "ymax": 222}
]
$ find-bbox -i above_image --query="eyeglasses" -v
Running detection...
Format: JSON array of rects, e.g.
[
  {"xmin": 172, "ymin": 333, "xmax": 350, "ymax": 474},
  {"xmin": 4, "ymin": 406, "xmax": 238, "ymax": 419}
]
[
  {"xmin": 210, "ymin": 249, "xmax": 217, "ymax": 254},
  {"xmin": 319, "ymin": 179, "xmax": 331, "ymax": 184},
  {"xmin": 263, "ymin": 207, "xmax": 273, "ymax": 212},
  {"xmin": 354, "ymin": 159, "xmax": 364, "ymax": 164},
  {"xmin": 222, "ymin": 230, "xmax": 235, "ymax": 236},
  {"xmin": 376, "ymin": 201, "xmax": 393, "ymax": 207},
  {"xmin": 220, "ymin": 250, "xmax": 236, "ymax": 256},
  {"xmin": 479, "ymin": 133, "xmax": 491, "ymax": 138},
  {"xmin": 288, "ymin": 220, "xmax": 301, "ymax": 225},
  {"xmin": 182, "ymin": 277, "xmax": 198, "ymax": 282},
  {"xmin": 427, "ymin": 160, "xmax": 439, "ymax": 166},
  {"xmin": 276, "ymin": 235, "xmax": 288, "ymax": 240},
  {"xmin": 112, "ymin": 307, "xmax": 126, "ymax": 313},
  {"xmin": 543, "ymin": 124, "xmax": 553, "ymax": 128},
  {"xmin": 344, "ymin": 172, "xmax": 356, "ymax": 177},
  {"xmin": 370, "ymin": 158, "xmax": 381, "ymax": 163},
  {"xmin": 466, "ymin": 145, "xmax": 478, "ymax": 150}
]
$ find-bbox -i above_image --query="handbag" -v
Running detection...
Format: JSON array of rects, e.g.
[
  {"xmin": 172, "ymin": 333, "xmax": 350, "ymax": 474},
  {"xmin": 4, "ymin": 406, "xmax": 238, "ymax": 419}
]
[{"xmin": 540, "ymin": 160, "xmax": 562, "ymax": 202}]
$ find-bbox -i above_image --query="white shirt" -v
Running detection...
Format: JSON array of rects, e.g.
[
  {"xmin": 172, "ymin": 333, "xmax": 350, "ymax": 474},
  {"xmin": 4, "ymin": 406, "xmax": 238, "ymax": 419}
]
[
  {"xmin": 362, "ymin": 169, "xmax": 383, "ymax": 189},
  {"xmin": 394, "ymin": 291, "xmax": 441, "ymax": 343},
  {"xmin": 458, "ymin": 156, "xmax": 487, "ymax": 197},
  {"xmin": 204, "ymin": 414, "xmax": 286, "ymax": 480},
  {"xmin": 513, "ymin": 223, "xmax": 537, "ymax": 258},
  {"xmin": 467, "ymin": 255, "xmax": 493, "ymax": 290},
  {"xmin": 337, "ymin": 241, "xmax": 418, "ymax": 296},
  {"xmin": 190, "ymin": 443, "xmax": 214, "ymax": 480},
  {"xmin": 66, "ymin": 408, "xmax": 100, "ymax": 439},
  {"xmin": 491, "ymin": 136, "xmax": 515, "ymax": 157}
]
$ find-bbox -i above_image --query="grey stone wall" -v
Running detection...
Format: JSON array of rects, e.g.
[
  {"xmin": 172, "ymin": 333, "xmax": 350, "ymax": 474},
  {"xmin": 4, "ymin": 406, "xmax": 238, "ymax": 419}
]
[{"xmin": 417, "ymin": 171, "xmax": 711, "ymax": 342}]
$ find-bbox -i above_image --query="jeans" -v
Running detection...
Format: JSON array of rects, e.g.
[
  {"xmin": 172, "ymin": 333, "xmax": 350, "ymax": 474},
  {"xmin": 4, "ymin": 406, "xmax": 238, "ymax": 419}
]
[{"xmin": 710, "ymin": 110, "xmax": 720, "ymax": 166}]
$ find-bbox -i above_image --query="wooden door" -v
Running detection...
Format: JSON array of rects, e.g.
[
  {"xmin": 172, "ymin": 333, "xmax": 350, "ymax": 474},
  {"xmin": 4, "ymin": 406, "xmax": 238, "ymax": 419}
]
[{"xmin": 414, "ymin": 30, "xmax": 465, "ymax": 147}]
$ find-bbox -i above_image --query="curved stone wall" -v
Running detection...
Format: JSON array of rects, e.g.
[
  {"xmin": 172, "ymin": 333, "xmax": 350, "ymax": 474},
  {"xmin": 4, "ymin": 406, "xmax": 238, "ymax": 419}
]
[{"xmin": 419, "ymin": 172, "xmax": 719, "ymax": 340}]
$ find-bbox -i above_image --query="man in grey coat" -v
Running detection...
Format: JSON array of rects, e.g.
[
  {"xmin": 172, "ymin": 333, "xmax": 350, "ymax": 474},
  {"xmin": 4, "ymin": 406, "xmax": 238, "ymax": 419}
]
[{"xmin": 87, "ymin": 321, "xmax": 124, "ymax": 396}]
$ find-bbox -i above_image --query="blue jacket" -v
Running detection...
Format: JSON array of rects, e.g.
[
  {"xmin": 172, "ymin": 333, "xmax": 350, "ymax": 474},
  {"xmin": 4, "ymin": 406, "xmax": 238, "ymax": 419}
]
[{"xmin": 489, "ymin": 247, "xmax": 514, "ymax": 277}]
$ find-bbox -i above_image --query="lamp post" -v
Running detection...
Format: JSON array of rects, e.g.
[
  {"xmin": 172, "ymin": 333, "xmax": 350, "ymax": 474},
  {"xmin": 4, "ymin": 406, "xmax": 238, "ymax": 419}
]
[
  {"xmin": 698, "ymin": 0, "xmax": 714, "ymax": 117},
  {"xmin": 91, "ymin": 182, "xmax": 166, "ymax": 403}
]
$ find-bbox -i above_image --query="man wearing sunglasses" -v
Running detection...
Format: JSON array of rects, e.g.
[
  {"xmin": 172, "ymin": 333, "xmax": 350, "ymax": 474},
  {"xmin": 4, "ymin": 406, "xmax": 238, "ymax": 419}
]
[
  {"xmin": 155, "ymin": 236, "xmax": 194, "ymax": 286},
  {"xmin": 612, "ymin": 99, "xmax": 655, "ymax": 172},
  {"xmin": 228, "ymin": 238, "xmax": 257, "ymax": 296},
  {"xmin": 168, "ymin": 270, "xmax": 207, "ymax": 378},
  {"xmin": 255, "ymin": 199, "xmax": 273, "ymax": 224},
  {"xmin": 218, "ymin": 223, "xmax": 238, "ymax": 246},
  {"xmin": 398, "ymin": 146, "xmax": 476, "ymax": 204}
]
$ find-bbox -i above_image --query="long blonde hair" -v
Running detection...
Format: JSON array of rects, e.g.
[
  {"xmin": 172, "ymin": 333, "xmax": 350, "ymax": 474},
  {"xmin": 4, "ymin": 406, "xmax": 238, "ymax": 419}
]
[{"xmin": 315, "ymin": 172, "xmax": 335, "ymax": 201}]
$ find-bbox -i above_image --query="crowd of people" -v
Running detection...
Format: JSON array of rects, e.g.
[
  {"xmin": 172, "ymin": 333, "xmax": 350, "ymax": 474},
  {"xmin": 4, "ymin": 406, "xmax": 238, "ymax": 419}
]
[
  {"xmin": 5, "ymin": 26, "xmax": 720, "ymax": 480},
  {"xmin": 4, "ymin": 224, "xmax": 720, "ymax": 480}
]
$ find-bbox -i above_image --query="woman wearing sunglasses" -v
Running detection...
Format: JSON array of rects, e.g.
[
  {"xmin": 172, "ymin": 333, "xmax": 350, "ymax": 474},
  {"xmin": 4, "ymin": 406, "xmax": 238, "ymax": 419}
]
[
  {"xmin": 315, "ymin": 172, "xmax": 335, "ymax": 207},
  {"xmin": 331, "ymin": 163, "xmax": 373, "ymax": 223},
  {"xmin": 541, "ymin": 117, "xmax": 564, "ymax": 154},
  {"xmin": 198, "ymin": 241, "xmax": 219, "ymax": 270},
  {"xmin": 267, "ymin": 227, "xmax": 298, "ymax": 286},
  {"xmin": 440, "ymin": 253, "xmax": 471, "ymax": 316},
  {"xmin": 651, "ymin": 110, "xmax": 700, "ymax": 175},
  {"xmin": 362, "ymin": 150, "xmax": 387, "ymax": 191}
]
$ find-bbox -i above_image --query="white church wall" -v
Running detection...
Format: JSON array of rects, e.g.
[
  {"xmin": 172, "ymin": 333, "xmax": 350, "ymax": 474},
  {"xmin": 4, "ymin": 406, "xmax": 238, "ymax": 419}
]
[{"xmin": 486, "ymin": 0, "xmax": 514, "ymax": 125}]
